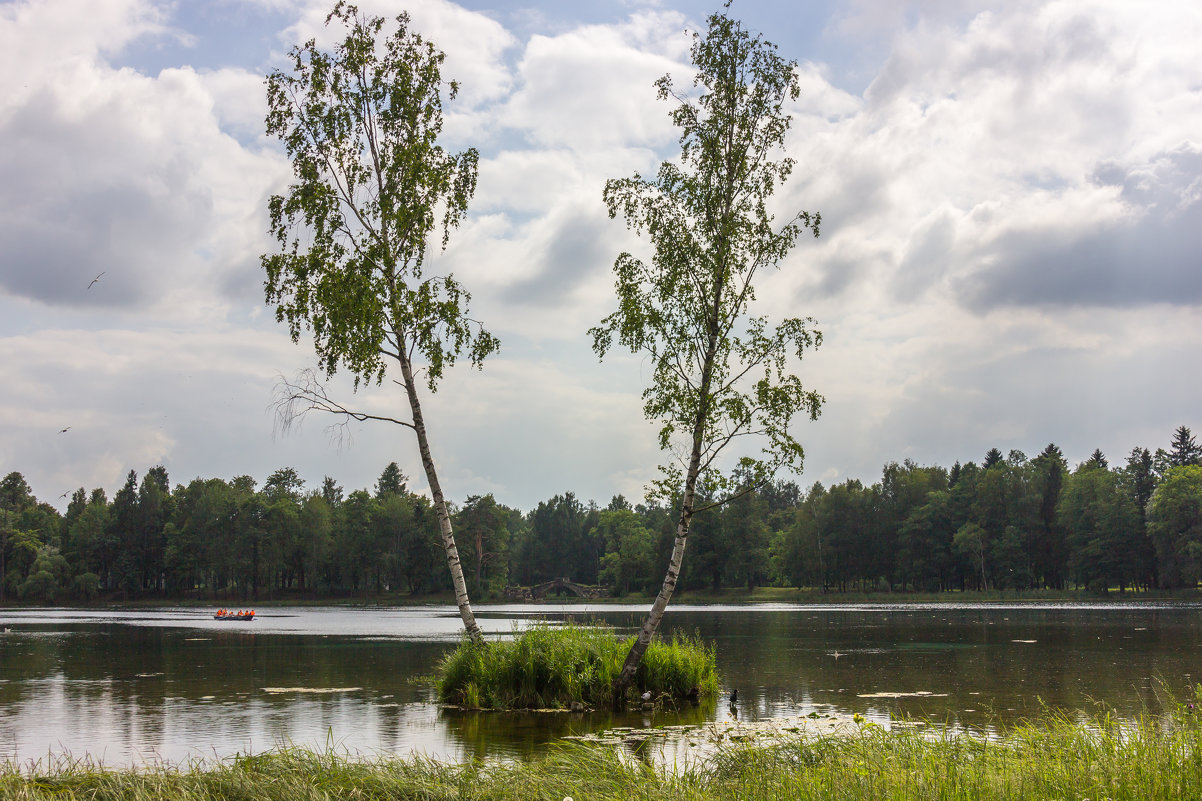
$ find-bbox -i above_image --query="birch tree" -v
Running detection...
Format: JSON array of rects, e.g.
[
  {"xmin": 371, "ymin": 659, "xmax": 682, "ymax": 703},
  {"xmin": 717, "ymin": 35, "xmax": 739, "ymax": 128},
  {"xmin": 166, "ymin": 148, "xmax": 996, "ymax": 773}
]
[
  {"xmin": 592, "ymin": 8, "xmax": 823, "ymax": 698},
  {"xmin": 262, "ymin": 2, "xmax": 494, "ymax": 640}
]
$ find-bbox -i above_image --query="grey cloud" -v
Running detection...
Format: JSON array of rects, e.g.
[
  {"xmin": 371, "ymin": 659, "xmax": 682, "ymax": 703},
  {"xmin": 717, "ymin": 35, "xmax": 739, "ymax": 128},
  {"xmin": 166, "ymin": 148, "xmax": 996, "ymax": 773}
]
[
  {"xmin": 219, "ymin": 251, "xmax": 269, "ymax": 306},
  {"xmin": 0, "ymin": 90, "xmax": 213, "ymax": 308},
  {"xmin": 955, "ymin": 146, "xmax": 1202, "ymax": 311},
  {"xmin": 866, "ymin": 7, "xmax": 1111, "ymax": 109},
  {"xmin": 502, "ymin": 212, "xmax": 612, "ymax": 306},
  {"xmin": 805, "ymin": 160, "xmax": 890, "ymax": 233},
  {"xmin": 800, "ymin": 250, "xmax": 879, "ymax": 301},
  {"xmin": 813, "ymin": 256, "xmax": 864, "ymax": 298},
  {"xmin": 891, "ymin": 212, "xmax": 954, "ymax": 302}
]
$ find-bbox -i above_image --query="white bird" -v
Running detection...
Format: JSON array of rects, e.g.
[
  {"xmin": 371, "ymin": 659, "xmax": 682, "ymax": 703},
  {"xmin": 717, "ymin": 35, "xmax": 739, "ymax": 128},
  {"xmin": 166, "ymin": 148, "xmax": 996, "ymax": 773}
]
[
  {"xmin": 88, "ymin": 271, "xmax": 106, "ymax": 289},
  {"xmin": 641, "ymin": 691, "xmax": 652, "ymax": 702}
]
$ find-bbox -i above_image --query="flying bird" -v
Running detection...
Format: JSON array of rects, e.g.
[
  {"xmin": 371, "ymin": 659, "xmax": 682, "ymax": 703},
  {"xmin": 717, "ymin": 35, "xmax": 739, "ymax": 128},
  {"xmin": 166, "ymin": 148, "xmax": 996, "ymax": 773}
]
[
  {"xmin": 58, "ymin": 426, "xmax": 71, "ymax": 434},
  {"xmin": 88, "ymin": 271, "xmax": 106, "ymax": 289}
]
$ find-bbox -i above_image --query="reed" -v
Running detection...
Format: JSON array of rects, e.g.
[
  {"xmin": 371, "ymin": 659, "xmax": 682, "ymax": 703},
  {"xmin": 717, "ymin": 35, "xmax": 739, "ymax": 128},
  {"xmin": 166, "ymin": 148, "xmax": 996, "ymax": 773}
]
[{"xmin": 435, "ymin": 621, "xmax": 719, "ymax": 709}]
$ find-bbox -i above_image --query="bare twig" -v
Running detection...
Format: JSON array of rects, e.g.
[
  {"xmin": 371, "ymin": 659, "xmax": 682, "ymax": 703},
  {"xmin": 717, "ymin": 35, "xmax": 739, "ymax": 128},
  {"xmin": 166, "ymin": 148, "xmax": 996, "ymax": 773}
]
[{"xmin": 272, "ymin": 369, "xmax": 415, "ymax": 449}]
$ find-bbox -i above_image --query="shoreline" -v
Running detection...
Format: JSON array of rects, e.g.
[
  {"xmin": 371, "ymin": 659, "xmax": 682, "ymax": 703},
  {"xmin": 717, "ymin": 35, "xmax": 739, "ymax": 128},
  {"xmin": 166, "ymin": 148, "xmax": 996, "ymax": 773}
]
[
  {"xmin": 3, "ymin": 585, "xmax": 1201, "ymax": 610},
  {"xmin": 3, "ymin": 706, "xmax": 1200, "ymax": 800}
]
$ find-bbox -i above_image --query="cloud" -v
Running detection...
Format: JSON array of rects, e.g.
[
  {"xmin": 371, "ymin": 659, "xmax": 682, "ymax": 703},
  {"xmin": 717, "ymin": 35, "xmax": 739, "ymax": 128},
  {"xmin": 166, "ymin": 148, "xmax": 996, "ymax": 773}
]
[
  {"xmin": 0, "ymin": 0, "xmax": 172, "ymax": 73},
  {"xmin": 0, "ymin": 324, "xmax": 300, "ymax": 496},
  {"xmin": 765, "ymin": 0, "xmax": 1202, "ymax": 319},
  {"xmin": 0, "ymin": 4, "xmax": 285, "ymax": 318},
  {"xmin": 501, "ymin": 209, "xmax": 614, "ymax": 307},
  {"xmin": 498, "ymin": 10, "xmax": 690, "ymax": 149},
  {"xmin": 954, "ymin": 145, "xmax": 1202, "ymax": 309},
  {"xmin": 4, "ymin": 0, "xmax": 1201, "ymax": 515}
]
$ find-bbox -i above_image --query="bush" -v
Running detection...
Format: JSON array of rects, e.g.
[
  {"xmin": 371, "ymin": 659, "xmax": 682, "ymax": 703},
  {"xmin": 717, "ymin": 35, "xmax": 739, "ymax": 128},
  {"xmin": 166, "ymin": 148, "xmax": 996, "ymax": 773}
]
[{"xmin": 436, "ymin": 621, "xmax": 718, "ymax": 709}]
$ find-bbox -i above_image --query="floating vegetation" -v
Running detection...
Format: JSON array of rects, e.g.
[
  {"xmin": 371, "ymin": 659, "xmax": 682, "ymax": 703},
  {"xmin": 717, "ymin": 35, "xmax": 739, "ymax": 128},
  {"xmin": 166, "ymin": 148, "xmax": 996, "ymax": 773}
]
[
  {"xmin": 260, "ymin": 687, "xmax": 362, "ymax": 694},
  {"xmin": 563, "ymin": 712, "xmax": 860, "ymax": 758},
  {"xmin": 857, "ymin": 691, "xmax": 949, "ymax": 699}
]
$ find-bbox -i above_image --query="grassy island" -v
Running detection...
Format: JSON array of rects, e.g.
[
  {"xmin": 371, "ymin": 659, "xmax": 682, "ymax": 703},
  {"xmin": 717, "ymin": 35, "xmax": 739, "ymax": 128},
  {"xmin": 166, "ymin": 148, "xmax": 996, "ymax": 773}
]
[{"xmin": 436, "ymin": 622, "xmax": 719, "ymax": 709}]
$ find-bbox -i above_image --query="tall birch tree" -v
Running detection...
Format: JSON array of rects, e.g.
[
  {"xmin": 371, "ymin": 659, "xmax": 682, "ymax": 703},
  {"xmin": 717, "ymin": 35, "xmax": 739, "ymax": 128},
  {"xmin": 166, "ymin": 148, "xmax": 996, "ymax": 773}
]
[
  {"xmin": 592, "ymin": 8, "xmax": 823, "ymax": 698},
  {"xmin": 262, "ymin": 2, "xmax": 494, "ymax": 640}
]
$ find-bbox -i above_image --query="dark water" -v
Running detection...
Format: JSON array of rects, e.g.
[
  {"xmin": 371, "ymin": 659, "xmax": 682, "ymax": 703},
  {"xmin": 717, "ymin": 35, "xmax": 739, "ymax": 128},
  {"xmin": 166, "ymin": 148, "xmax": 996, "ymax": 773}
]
[{"xmin": 1, "ymin": 602, "xmax": 1198, "ymax": 765}]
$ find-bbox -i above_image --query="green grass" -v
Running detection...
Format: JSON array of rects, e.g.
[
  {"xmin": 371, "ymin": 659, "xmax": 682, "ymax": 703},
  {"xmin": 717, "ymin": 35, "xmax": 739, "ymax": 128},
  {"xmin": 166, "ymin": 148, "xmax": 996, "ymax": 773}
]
[
  {"xmin": 701, "ymin": 706, "xmax": 1202, "ymax": 800},
  {"xmin": 435, "ymin": 621, "xmax": 720, "ymax": 709},
  {"xmin": 4, "ymin": 698, "xmax": 1202, "ymax": 800}
]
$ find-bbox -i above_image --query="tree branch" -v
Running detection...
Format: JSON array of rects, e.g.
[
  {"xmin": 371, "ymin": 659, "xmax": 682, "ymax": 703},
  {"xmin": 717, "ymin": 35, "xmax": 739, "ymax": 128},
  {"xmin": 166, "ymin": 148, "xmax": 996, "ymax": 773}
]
[{"xmin": 272, "ymin": 369, "xmax": 416, "ymax": 448}]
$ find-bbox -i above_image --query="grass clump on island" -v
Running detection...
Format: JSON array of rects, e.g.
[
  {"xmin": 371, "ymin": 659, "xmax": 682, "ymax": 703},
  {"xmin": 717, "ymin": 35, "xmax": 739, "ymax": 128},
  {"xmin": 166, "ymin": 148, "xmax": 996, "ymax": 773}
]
[
  {"xmin": 436, "ymin": 621, "xmax": 719, "ymax": 709},
  {"xmin": 5, "ymin": 694, "xmax": 1202, "ymax": 800}
]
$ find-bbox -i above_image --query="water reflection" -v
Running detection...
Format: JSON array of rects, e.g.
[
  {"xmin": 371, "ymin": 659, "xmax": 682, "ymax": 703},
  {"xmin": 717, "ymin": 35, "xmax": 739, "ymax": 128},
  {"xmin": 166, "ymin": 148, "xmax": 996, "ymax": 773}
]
[{"xmin": 1, "ymin": 603, "xmax": 1199, "ymax": 765}]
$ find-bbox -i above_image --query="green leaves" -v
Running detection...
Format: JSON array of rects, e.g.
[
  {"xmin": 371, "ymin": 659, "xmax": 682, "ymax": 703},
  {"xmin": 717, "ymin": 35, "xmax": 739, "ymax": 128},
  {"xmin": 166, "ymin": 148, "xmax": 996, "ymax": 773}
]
[
  {"xmin": 593, "ymin": 10, "xmax": 823, "ymax": 505},
  {"xmin": 262, "ymin": 4, "xmax": 496, "ymax": 394}
]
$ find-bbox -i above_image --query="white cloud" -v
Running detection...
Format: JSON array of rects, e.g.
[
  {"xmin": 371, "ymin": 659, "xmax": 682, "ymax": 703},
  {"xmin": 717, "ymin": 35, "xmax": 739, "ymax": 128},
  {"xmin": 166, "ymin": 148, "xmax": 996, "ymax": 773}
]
[
  {"xmin": 0, "ymin": 3, "xmax": 286, "ymax": 319},
  {"xmin": 2, "ymin": 0, "xmax": 1200, "ymax": 514},
  {"xmin": 767, "ymin": 0, "xmax": 1202, "ymax": 315},
  {"xmin": 498, "ymin": 10, "xmax": 691, "ymax": 149},
  {"xmin": 0, "ymin": 0, "xmax": 172, "ymax": 79}
]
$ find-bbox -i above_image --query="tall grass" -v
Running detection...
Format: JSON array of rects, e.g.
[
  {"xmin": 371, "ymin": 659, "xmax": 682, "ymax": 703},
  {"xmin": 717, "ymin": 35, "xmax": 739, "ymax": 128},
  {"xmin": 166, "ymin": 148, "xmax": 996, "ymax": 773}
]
[
  {"xmin": 4, "ymin": 698, "xmax": 1202, "ymax": 800},
  {"xmin": 436, "ymin": 621, "xmax": 719, "ymax": 709},
  {"xmin": 701, "ymin": 702, "xmax": 1202, "ymax": 800}
]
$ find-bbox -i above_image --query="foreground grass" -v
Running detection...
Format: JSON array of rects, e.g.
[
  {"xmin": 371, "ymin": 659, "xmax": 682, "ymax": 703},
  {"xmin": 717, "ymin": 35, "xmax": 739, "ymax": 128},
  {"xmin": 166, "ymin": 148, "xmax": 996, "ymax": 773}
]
[
  {"xmin": 5, "ymin": 705, "xmax": 1202, "ymax": 801},
  {"xmin": 437, "ymin": 622, "xmax": 719, "ymax": 709}
]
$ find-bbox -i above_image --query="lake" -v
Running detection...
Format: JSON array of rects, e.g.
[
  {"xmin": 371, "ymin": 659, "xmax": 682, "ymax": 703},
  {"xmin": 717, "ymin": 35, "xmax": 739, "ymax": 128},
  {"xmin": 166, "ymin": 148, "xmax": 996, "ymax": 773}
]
[{"xmin": 1, "ymin": 602, "xmax": 1199, "ymax": 766}]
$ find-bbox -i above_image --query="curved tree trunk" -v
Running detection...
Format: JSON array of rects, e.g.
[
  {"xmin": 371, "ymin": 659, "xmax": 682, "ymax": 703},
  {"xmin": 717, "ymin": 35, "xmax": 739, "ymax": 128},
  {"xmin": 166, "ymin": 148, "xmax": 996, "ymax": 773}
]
[
  {"xmin": 610, "ymin": 477, "xmax": 697, "ymax": 699},
  {"xmin": 396, "ymin": 346, "xmax": 482, "ymax": 643},
  {"xmin": 612, "ymin": 281, "xmax": 724, "ymax": 703}
]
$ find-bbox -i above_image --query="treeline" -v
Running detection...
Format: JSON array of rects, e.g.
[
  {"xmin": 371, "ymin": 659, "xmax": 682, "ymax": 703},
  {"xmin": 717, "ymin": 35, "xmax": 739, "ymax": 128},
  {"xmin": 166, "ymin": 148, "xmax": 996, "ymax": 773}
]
[{"xmin": 2, "ymin": 427, "xmax": 1201, "ymax": 603}]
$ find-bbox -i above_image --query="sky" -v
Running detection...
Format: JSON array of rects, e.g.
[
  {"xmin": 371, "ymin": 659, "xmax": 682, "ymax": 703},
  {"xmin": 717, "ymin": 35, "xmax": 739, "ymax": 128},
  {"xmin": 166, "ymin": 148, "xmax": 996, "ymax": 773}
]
[{"xmin": 1, "ymin": 0, "xmax": 1199, "ymax": 513}]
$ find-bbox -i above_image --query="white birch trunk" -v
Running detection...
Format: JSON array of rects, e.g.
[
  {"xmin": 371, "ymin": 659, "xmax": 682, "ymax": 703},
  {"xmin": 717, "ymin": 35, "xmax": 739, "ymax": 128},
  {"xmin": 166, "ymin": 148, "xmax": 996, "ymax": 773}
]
[
  {"xmin": 397, "ymin": 346, "xmax": 482, "ymax": 642},
  {"xmin": 612, "ymin": 285, "xmax": 723, "ymax": 700}
]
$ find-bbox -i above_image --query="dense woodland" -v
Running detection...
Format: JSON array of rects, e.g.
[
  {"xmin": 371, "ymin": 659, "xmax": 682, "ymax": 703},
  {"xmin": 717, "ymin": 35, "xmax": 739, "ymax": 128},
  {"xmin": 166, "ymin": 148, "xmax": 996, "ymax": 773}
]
[{"xmin": 2, "ymin": 426, "xmax": 1201, "ymax": 604}]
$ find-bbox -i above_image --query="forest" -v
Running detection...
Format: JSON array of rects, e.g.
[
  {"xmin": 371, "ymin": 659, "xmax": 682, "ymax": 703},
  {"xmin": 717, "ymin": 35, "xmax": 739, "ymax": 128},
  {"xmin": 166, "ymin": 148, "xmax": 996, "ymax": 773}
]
[{"xmin": 2, "ymin": 426, "xmax": 1200, "ymax": 604}]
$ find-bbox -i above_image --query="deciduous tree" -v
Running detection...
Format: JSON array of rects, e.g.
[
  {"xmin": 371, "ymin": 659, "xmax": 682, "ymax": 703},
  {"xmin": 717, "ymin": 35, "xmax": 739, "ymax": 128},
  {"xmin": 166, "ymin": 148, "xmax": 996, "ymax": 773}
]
[
  {"xmin": 1148, "ymin": 465, "xmax": 1202, "ymax": 588},
  {"xmin": 592, "ymin": 8, "xmax": 822, "ymax": 698},
  {"xmin": 263, "ymin": 3, "xmax": 495, "ymax": 639}
]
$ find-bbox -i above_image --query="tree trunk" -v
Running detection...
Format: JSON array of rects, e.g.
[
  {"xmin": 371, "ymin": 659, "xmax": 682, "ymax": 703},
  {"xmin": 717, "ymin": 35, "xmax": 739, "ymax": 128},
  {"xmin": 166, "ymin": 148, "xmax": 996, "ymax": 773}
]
[
  {"xmin": 396, "ymin": 344, "xmax": 482, "ymax": 643},
  {"xmin": 475, "ymin": 530, "xmax": 483, "ymax": 591},
  {"xmin": 611, "ymin": 274, "xmax": 724, "ymax": 702},
  {"xmin": 610, "ymin": 494, "xmax": 695, "ymax": 701}
]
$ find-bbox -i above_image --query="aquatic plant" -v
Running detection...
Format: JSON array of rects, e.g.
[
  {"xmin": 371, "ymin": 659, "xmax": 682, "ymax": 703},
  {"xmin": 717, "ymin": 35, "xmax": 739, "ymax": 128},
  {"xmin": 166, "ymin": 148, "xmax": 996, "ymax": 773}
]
[{"xmin": 436, "ymin": 621, "xmax": 719, "ymax": 709}]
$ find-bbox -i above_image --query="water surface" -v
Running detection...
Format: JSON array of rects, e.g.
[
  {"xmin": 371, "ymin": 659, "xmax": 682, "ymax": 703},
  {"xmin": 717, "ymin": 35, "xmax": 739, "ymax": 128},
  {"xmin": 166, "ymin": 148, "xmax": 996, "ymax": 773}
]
[{"xmin": 1, "ymin": 602, "xmax": 1198, "ymax": 765}]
